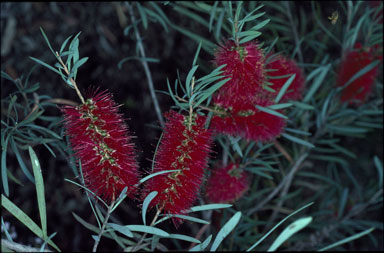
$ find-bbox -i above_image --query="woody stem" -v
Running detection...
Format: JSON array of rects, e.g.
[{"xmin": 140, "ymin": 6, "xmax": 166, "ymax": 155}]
[
  {"xmin": 92, "ymin": 199, "xmax": 116, "ymax": 252},
  {"xmin": 131, "ymin": 207, "xmax": 163, "ymax": 251},
  {"xmin": 55, "ymin": 52, "xmax": 85, "ymax": 104}
]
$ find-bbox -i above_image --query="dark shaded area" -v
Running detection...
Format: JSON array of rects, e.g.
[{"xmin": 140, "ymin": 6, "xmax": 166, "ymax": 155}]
[
  {"xmin": 1, "ymin": 1, "xmax": 383, "ymax": 252},
  {"xmin": 1, "ymin": 2, "xmax": 204, "ymax": 251}
]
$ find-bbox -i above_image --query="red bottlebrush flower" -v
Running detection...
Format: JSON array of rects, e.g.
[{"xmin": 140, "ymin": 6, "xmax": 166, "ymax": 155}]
[
  {"xmin": 336, "ymin": 43, "xmax": 382, "ymax": 104},
  {"xmin": 210, "ymin": 98, "xmax": 286, "ymax": 142},
  {"xmin": 142, "ymin": 110, "xmax": 212, "ymax": 226},
  {"xmin": 205, "ymin": 163, "xmax": 250, "ymax": 203},
  {"xmin": 266, "ymin": 54, "xmax": 305, "ymax": 102},
  {"xmin": 213, "ymin": 40, "xmax": 267, "ymax": 107},
  {"xmin": 61, "ymin": 89, "xmax": 139, "ymax": 203}
]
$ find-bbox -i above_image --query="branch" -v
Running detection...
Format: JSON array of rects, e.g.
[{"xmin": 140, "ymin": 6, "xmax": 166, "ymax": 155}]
[
  {"xmin": 92, "ymin": 200, "xmax": 115, "ymax": 252},
  {"xmin": 246, "ymin": 152, "xmax": 309, "ymax": 216},
  {"xmin": 125, "ymin": 2, "xmax": 165, "ymax": 129},
  {"xmin": 1, "ymin": 239, "xmax": 53, "ymax": 252}
]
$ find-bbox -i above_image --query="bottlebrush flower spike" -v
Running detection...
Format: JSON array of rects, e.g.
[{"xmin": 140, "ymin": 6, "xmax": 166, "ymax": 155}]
[
  {"xmin": 142, "ymin": 110, "xmax": 212, "ymax": 227},
  {"xmin": 266, "ymin": 54, "xmax": 305, "ymax": 102},
  {"xmin": 213, "ymin": 40, "xmax": 267, "ymax": 107},
  {"xmin": 61, "ymin": 89, "xmax": 139, "ymax": 203},
  {"xmin": 336, "ymin": 43, "xmax": 382, "ymax": 105},
  {"xmin": 205, "ymin": 163, "xmax": 250, "ymax": 203},
  {"xmin": 210, "ymin": 98, "xmax": 286, "ymax": 142}
]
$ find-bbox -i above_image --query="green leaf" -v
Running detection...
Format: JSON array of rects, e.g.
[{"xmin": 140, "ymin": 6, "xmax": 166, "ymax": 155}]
[
  {"xmin": 1, "ymin": 195, "xmax": 60, "ymax": 251},
  {"xmin": 155, "ymin": 214, "xmax": 210, "ymax": 226},
  {"xmin": 139, "ymin": 170, "xmax": 180, "ymax": 184},
  {"xmin": 338, "ymin": 188, "xmax": 349, "ymax": 219},
  {"xmin": 10, "ymin": 137, "xmax": 34, "ymax": 183},
  {"xmin": 268, "ymin": 217, "xmax": 313, "ymax": 251},
  {"xmin": 234, "ymin": 1, "xmax": 243, "ymax": 22},
  {"xmin": 210, "ymin": 211, "xmax": 241, "ymax": 251},
  {"xmin": 186, "ymin": 65, "xmax": 199, "ymax": 98},
  {"xmin": 239, "ymin": 33, "xmax": 262, "ymax": 44},
  {"xmin": 28, "ymin": 146, "xmax": 47, "ymax": 239},
  {"xmin": 281, "ymin": 133, "xmax": 315, "ymax": 148},
  {"xmin": 167, "ymin": 234, "xmax": 201, "ymax": 243},
  {"xmin": 255, "ymin": 105, "xmax": 288, "ymax": 119},
  {"xmin": 268, "ymin": 103, "xmax": 292, "ymax": 110},
  {"xmin": 126, "ymin": 225, "xmax": 169, "ymax": 237},
  {"xmin": 189, "ymin": 234, "xmax": 212, "ymax": 251},
  {"xmin": 29, "ymin": 57, "xmax": 61, "ymax": 76},
  {"xmin": 59, "ymin": 35, "xmax": 73, "ymax": 54},
  {"xmin": 192, "ymin": 41, "xmax": 202, "ymax": 67},
  {"xmin": 327, "ymin": 125, "xmax": 369, "ymax": 134},
  {"xmin": 142, "ymin": 191, "xmax": 158, "ymax": 225},
  {"xmin": 318, "ymin": 227, "xmax": 375, "ymax": 251},
  {"xmin": 72, "ymin": 212, "xmax": 100, "ymax": 233},
  {"xmin": 275, "ymin": 74, "xmax": 296, "ymax": 103},
  {"xmin": 244, "ymin": 167, "xmax": 274, "ymax": 180},
  {"xmin": 247, "ymin": 202, "xmax": 314, "ymax": 251},
  {"xmin": 374, "ymin": 156, "xmax": 383, "ymax": 188},
  {"xmin": 249, "ymin": 18, "xmax": 270, "ymax": 31},
  {"xmin": 291, "ymin": 101, "xmax": 315, "ymax": 110},
  {"xmin": 39, "ymin": 27, "xmax": 56, "ymax": 56},
  {"xmin": 193, "ymin": 78, "xmax": 231, "ymax": 108},
  {"xmin": 241, "ymin": 11, "xmax": 266, "ymax": 24},
  {"xmin": 144, "ymin": 8, "xmax": 169, "ymax": 33},
  {"xmin": 303, "ymin": 64, "xmax": 330, "ymax": 103},
  {"xmin": 237, "ymin": 30, "xmax": 261, "ymax": 37},
  {"xmin": 1, "ymin": 137, "xmax": 10, "ymax": 196},
  {"xmin": 107, "ymin": 223, "xmax": 134, "ymax": 238},
  {"xmin": 214, "ymin": 9, "xmax": 225, "ymax": 41},
  {"xmin": 111, "ymin": 186, "xmax": 128, "ymax": 213},
  {"xmin": 64, "ymin": 178, "xmax": 108, "ymax": 208},
  {"xmin": 188, "ymin": 203, "xmax": 232, "ymax": 213},
  {"xmin": 136, "ymin": 2, "xmax": 148, "ymax": 29},
  {"xmin": 70, "ymin": 57, "xmax": 88, "ymax": 80},
  {"xmin": 285, "ymin": 128, "xmax": 312, "ymax": 136},
  {"xmin": 209, "ymin": 1, "xmax": 219, "ymax": 32}
]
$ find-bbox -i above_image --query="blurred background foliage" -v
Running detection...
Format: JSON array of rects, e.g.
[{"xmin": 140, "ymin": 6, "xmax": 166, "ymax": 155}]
[{"xmin": 1, "ymin": 1, "xmax": 383, "ymax": 251}]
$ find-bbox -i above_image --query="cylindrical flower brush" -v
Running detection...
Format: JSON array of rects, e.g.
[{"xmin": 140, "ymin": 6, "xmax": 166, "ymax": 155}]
[
  {"xmin": 141, "ymin": 110, "xmax": 212, "ymax": 227},
  {"xmin": 61, "ymin": 89, "xmax": 139, "ymax": 203}
]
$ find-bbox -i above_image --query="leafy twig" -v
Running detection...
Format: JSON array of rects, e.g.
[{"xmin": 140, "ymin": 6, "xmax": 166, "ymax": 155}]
[
  {"xmin": 125, "ymin": 2, "xmax": 165, "ymax": 129},
  {"xmin": 246, "ymin": 152, "xmax": 309, "ymax": 216},
  {"xmin": 55, "ymin": 52, "xmax": 85, "ymax": 104},
  {"xmin": 131, "ymin": 207, "xmax": 163, "ymax": 251},
  {"xmin": 92, "ymin": 200, "xmax": 116, "ymax": 252}
]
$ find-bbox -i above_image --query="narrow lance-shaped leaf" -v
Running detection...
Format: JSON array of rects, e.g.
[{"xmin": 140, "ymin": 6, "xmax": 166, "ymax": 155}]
[
  {"xmin": 210, "ymin": 211, "xmax": 242, "ymax": 251},
  {"xmin": 28, "ymin": 146, "xmax": 47, "ymax": 239}
]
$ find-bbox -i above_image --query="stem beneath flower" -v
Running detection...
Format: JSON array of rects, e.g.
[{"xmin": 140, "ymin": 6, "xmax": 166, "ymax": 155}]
[
  {"xmin": 188, "ymin": 77, "xmax": 195, "ymax": 131},
  {"xmin": 131, "ymin": 206, "xmax": 163, "ymax": 251},
  {"xmin": 55, "ymin": 52, "xmax": 85, "ymax": 104},
  {"xmin": 92, "ymin": 200, "xmax": 116, "ymax": 252}
]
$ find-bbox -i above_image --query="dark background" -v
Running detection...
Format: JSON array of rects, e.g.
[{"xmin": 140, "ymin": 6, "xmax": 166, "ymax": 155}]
[{"xmin": 1, "ymin": 2, "xmax": 383, "ymax": 251}]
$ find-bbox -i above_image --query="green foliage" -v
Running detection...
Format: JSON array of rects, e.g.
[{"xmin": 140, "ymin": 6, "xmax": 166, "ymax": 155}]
[{"xmin": 1, "ymin": 1, "xmax": 382, "ymax": 252}]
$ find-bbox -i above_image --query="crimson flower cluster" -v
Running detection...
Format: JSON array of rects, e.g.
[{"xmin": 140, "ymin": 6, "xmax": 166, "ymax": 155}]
[
  {"xmin": 205, "ymin": 163, "xmax": 250, "ymax": 204},
  {"xmin": 205, "ymin": 40, "xmax": 306, "ymax": 203},
  {"xmin": 209, "ymin": 40, "xmax": 305, "ymax": 142},
  {"xmin": 61, "ymin": 89, "xmax": 139, "ymax": 203},
  {"xmin": 336, "ymin": 42, "xmax": 382, "ymax": 105}
]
